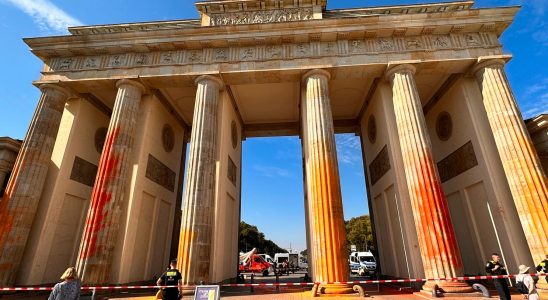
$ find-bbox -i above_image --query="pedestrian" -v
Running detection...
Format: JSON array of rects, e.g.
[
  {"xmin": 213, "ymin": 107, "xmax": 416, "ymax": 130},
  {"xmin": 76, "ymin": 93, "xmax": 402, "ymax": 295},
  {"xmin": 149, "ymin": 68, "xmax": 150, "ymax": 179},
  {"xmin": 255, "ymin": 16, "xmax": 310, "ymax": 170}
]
[
  {"xmin": 48, "ymin": 267, "xmax": 81, "ymax": 300},
  {"xmin": 536, "ymin": 254, "xmax": 548, "ymax": 284},
  {"xmin": 157, "ymin": 259, "xmax": 182, "ymax": 300},
  {"xmin": 485, "ymin": 253, "xmax": 511, "ymax": 300},
  {"xmin": 516, "ymin": 264, "xmax": 539, "ymax": 300}
]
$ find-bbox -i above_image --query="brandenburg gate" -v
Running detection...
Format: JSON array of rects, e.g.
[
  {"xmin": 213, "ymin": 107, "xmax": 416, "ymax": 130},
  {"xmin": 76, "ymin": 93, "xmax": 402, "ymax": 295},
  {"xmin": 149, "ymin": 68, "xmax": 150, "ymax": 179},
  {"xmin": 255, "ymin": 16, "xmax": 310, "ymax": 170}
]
[{"xmin": 0, "ymin": 0, "xmax": 547, "ymax": 296}]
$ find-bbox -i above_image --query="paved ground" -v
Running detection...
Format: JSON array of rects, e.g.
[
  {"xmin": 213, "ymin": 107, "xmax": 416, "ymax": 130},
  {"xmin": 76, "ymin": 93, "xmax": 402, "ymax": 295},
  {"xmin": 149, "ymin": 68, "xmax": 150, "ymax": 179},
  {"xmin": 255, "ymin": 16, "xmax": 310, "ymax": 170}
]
[{"xmin": 0, "ymin": 272, "xmax": 527, "ymax": 299}]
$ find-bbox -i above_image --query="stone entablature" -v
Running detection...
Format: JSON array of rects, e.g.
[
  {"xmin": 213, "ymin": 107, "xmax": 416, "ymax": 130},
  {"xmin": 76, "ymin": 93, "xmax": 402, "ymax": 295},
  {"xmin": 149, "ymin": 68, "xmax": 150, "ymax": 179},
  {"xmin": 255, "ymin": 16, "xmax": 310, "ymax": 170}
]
[
  {"xmin": 29, "ymin": 4, "xmax": 515, "ymax": 61},
  {"xmin": 46, "ymin": 32, "xmax": 500, "ymax": 74}
]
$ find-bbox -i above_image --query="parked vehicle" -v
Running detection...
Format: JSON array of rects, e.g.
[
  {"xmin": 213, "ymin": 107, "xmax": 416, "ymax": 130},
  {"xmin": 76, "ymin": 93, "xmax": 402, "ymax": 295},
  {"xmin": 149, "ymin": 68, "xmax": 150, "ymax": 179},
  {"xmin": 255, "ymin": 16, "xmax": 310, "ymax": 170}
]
[
  {"xmin": 258, "ymin": 254, "xmax": 275, "ymax": 265},
  {"xmin": 349, "ymin": 251, "xmax": 377, "ymax": 276},
  {"xmin": 273, "ymin": 253, "xmax": 308, "ymax": 273},
  {"xmin": 239, "ymin": 248, "xmax": 273, "ymax": 276}
]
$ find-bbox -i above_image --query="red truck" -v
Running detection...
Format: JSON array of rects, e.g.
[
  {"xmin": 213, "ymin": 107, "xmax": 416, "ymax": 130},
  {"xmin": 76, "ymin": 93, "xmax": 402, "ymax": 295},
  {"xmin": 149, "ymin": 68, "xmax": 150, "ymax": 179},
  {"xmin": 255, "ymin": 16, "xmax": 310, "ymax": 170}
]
[{"xmin": 238, "ymin": 248, "xmax": 273, "ymax": 276}]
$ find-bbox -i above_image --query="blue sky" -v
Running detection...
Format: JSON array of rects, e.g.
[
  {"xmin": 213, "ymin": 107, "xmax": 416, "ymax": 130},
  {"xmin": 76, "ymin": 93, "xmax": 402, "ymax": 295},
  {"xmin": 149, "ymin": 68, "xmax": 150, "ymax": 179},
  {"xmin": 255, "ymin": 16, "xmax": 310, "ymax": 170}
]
[{"xmin": 0, "ymin": 0, "xmax": 546, "ymax": 252}]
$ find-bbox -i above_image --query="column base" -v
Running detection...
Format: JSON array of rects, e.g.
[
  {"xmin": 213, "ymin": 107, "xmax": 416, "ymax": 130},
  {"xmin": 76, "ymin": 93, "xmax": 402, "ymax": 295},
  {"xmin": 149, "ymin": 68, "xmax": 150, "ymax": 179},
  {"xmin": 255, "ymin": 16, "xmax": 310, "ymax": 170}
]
[
  {"xmin": 422, "ymin": 280, "xmax": 478, "ymax": 295},
  {"xmin": 318, "ymin": 283, "xmax": 354, "ymax": 294},
  {"xmin": 181, "ymin": 286, "xmax": 195, "ymax": 296},
  {"xmin": 537, "ymin": 279, "xmax": 548, "ymax": 300}
]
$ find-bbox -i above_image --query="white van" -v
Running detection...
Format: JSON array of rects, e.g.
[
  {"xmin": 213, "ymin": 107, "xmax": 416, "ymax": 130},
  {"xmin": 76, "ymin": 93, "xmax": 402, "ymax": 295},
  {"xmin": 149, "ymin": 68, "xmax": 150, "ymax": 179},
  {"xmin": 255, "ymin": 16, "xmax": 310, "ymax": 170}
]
[
  {"xmin": 273, "ymin": 253, "xmax": 308, "ymax": 271},
  {"xmin": 349, "ymin": 251, "xmax": 376, "ymax": 276},
  {"xmin": 258, "ymin": 254, "xmax": 275, "ymax": 265}
]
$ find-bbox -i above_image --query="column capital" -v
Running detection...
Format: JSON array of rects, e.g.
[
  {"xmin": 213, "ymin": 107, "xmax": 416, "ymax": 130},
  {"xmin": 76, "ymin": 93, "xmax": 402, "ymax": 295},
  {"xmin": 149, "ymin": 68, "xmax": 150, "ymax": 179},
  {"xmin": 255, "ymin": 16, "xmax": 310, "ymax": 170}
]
[
  {"xmin": 302, "ymin": 69, "xmax": 331, "ymax": 83},
  {"xmin": 472, "ymin": 55, "xmax": 512, "ymax": 79},
  {"xmin": 116, "ymin": 79, "xmax": 146, "ymax": 94},
  {"xmin": 38, "ymin": 84, "xmax": 72, "ymax": 98},
  {"xmin": 195, "ymin": 75, "xmax": 224, "ymax": 91},
  {"xmin": 385, "ymin": 64, "xmax": 417, "ymax": 82}
]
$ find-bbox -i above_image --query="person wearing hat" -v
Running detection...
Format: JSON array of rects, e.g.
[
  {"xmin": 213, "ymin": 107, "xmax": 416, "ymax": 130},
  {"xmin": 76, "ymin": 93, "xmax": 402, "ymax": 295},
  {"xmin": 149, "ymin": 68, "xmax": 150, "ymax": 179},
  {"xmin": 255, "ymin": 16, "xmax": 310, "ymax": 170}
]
[
  {"xmin": 485, "ymin": 253, "xmax": 511, "ymax": 300},
  {"xmin": 157, "ymin": 259, "xmax": 183, "ymax": 300},
  {"xmin": 516, "ymin": 264, "xmax": 539, "ymax": 300},
  {"xmin": 536, "ymin": 254, "xmax": 548, "ymax": 284}
]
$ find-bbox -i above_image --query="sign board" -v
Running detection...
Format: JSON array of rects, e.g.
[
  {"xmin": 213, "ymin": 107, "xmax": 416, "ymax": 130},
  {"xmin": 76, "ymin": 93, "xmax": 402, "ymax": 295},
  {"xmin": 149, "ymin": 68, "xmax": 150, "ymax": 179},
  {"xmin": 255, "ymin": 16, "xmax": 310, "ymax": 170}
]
[
  {"xmin": 193, "ymin": 285, "xmax": 220, "ymax": 300},
  {"xmin": 351, "ymin": 245, "xmax": 357, "ymax": 252}
]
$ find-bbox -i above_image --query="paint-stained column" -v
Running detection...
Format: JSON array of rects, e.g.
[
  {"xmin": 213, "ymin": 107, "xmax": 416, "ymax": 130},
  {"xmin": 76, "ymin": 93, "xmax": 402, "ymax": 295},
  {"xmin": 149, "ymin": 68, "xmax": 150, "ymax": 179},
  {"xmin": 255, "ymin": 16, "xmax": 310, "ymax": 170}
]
[
  {"xmin": 0, "ymin": 85, "xmax": 70, "ymax": 286},
  {"xmin": 386, "ymin": 64, "xmax": 472, "ymax": 294},
  {"xmin": 76, "ymin": 79, "xmax": 145, "ymax": 284},
  {"xmin": 177, "ymin": 75, "xmax": 223, "ymax": 285},
  {"xmin": 302, "ymin": 69, "xmax": 351, "ymax": 294},
  {"xmin": 473, "ymin": 58, "xmax": 548, "ymax": 295}
]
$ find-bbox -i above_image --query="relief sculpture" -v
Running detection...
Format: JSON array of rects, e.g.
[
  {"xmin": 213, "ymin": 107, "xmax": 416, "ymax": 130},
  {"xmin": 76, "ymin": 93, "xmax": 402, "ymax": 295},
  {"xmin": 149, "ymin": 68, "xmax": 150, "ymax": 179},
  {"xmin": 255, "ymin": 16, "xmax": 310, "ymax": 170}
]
[{"xmin": 210, "ymin": 8, "xmax": 313, "ymax": 26}]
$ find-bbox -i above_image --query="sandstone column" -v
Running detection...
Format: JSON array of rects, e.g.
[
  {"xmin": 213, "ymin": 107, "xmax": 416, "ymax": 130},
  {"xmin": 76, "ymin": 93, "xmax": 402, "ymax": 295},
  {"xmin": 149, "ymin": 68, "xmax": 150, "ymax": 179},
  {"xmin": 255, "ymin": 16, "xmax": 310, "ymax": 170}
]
[
  {"xmin": 177, "ymin": 75, "xmax": 223, "ymax": 285},
  {"xmin": 302, "ymin": 69, "xmax": 351, "ymax": 294},
  {"xmin": 0, "ymin": 84, "xmax": 70, "ymax": 286},
  {"xmin": 473, "ymin": 58, "xmax": 548, "ymax": 295},
  {"xmin": 76, "ymin": 79, "xmax": 145, "ymax": 284},
  {"xmin": 386, "ymin": 64, "xmax": 472, "ymax": 294}
]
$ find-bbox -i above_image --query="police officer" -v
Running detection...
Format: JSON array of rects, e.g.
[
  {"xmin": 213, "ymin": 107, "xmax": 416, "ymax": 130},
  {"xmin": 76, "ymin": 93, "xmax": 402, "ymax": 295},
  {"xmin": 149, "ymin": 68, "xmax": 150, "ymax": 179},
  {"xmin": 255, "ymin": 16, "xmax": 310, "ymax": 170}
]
[
  {"xmin": 157, "ymin": 259, "xmax": 182, "ymax": 300},
  {"xmin": 536, "ymin": 254, "xmax": 548, "ymax": 284},
  {"xmin": 485, "ymin": 253, "xmax": 511, "ymax": 300}
]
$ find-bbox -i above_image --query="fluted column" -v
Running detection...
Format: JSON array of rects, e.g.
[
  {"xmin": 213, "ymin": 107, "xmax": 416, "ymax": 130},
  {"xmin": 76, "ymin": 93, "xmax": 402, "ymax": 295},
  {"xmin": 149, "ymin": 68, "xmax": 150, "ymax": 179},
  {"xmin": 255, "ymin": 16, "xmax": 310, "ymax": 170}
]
[
  {"xmin": 177, "ymin": 75, "xmax": 223, "ymax": 285},
  {"xmin": 474, "ymin": 59, "xmax": 548, "ymax": 296},
  {"xmin": 0, "ymin": 84, "xmax": 70, "ymax": 286},
  {"xmin": 386, "ymin": 64, "xmax": 472, "ymax": 294},
  {"xmin": 76, "ymin": 79, "xmax": 145, "ymax": 284},
  {"xmin": 302, "ymin": 69, "xmax": 351, "ymax": 294}
]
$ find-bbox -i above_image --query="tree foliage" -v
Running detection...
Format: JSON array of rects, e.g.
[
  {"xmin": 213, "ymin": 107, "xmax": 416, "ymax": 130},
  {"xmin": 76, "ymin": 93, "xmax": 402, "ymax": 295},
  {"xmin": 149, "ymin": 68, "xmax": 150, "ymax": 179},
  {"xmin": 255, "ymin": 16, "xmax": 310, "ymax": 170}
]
[
  {"xmin": 345, "ymin": 215, "xmax": 375, "ymax": 253},
  {"xmin": 239, "ymin": 221, "xmax": 288, "ymax": 257}
]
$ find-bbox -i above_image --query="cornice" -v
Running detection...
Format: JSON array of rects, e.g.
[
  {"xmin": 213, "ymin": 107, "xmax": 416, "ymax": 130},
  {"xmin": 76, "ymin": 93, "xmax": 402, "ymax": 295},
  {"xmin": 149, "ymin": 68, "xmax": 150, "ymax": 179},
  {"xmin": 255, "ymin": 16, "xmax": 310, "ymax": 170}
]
[{"xmin": 24, "ymin": 6, "xmax": 518, "ymax": 60}]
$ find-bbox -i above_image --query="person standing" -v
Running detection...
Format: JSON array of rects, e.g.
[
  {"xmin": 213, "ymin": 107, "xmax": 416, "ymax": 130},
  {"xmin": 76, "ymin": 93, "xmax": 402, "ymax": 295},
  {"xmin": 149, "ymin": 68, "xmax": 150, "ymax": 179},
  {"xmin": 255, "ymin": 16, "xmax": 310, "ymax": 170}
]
[
  {"xmin": 157, "ymin": 259, "xmax": 182, "ymax": 300},
  {"xmin": 516, "ymin": 265, "xmax": 539, "ymax": 300},
  {"xmin": 486, "ymin": 253, "xmax": 511, "ymax": 300},
  {"xmin": 536, "ymin": 254, "xmax": 548, "ymax": 284},
  {"xmin": 48, "ymin": 267, "xmax": 81, "ymax": 300}
]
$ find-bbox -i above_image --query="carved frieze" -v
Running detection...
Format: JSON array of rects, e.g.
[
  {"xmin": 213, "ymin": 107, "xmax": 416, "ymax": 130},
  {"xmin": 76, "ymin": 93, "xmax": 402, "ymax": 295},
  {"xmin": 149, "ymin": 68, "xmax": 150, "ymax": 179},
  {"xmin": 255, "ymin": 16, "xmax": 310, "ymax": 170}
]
[
  {"xmin": 369, "ymin": 145, "xmax": 390, "ymax": 186},
  {"xmin": 209, "ymin": 8, "xmax": 313, "ymax": 26},
  {"xmin": 48, "ymin": 32, "xmax": 499, "ymax": 72},
  {"xmin": 70, "ymin": 156, "xmax": 98, "ymax": 187},
  {"xmin": 437, "ymin": 141, "xmax": 478, "ymax": 183},
  {"xmin": 145, "ymin": 154, "xmax": 176, "ymax": 192}
]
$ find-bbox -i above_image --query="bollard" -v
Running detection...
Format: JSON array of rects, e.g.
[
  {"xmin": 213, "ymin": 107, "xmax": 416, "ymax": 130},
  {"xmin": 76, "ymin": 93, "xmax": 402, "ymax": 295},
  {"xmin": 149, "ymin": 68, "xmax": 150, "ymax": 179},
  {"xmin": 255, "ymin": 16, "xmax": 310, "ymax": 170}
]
[
  {"xmin": 276, "ymin": 272, "xmax": 280, "ymax": 293},
  {"xmin": 250, "ymin": 273, "xmax": 254, "ymax": 293}
]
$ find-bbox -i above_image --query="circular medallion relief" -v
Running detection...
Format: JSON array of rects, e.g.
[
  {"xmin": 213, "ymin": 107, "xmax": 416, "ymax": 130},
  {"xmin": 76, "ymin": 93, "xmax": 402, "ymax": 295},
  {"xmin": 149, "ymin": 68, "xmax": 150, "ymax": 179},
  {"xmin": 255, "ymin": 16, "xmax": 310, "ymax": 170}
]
[
  {"xmin": 436, "ymin": 111, "xmax": 453, "ymax": 141},
  {"xmin": 162, "ymin": 124, "xmax": 175, "ymax": 153},
  {"xmin": 231, "ymin": 121, "xmax": 238, "ymax": 149},
  {"xmin": 94, "ymin": 127, "xmax": 108, "ymax": 154},
  {"xmin": 368, "ymin": 115, "xmax": 377, "ymax": 144}
]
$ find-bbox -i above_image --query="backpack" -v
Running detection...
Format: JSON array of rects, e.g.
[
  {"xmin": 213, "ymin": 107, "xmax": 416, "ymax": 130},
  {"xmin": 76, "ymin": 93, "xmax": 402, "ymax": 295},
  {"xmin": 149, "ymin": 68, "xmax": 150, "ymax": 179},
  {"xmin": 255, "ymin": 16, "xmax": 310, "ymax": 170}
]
[{"xmin": 516, "ymin": 280, "xmax": 529, "ymax": 294}]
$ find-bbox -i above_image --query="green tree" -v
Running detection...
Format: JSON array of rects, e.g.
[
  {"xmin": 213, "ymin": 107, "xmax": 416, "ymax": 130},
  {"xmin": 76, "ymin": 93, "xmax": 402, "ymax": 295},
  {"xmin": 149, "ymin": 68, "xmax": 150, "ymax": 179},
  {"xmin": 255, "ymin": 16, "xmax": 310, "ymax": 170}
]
[
  {"xmin": 239, "ymin": 221, "xmax": 287, "ymax": 257},
  {"xmin": 345, "ymin": 215, "xmax": 375, "ymax": 253}
]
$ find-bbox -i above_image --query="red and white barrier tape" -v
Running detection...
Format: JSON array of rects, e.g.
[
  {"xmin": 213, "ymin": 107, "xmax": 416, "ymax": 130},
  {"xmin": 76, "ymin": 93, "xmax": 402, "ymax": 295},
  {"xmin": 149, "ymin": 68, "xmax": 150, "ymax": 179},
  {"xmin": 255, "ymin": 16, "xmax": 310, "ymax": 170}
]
[{"xmin": 1, "ymin": 273, "xmax": 546, "ymax": 291}]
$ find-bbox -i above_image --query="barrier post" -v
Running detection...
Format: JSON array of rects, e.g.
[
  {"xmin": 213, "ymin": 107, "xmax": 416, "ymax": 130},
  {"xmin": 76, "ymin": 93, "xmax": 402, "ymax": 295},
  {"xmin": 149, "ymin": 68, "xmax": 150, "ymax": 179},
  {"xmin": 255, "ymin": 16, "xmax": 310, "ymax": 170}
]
[{"xmin": 250, "ymin": 274, "xmax": 254, "ymax": 293}]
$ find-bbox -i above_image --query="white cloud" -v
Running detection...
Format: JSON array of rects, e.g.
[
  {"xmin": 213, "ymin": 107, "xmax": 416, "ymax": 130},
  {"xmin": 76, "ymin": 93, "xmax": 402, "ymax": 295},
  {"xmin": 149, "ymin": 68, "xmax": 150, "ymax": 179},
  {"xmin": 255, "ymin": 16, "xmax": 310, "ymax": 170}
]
[
  {"xmin": 3, "ymin": 0, "xmax": 83, "ymax": 34},
  {"xmin": 520, "ymin": 78, "xmax": 548, "ymax": 118},
  {"xmin": 252, "ymin": 165, "xmax": 294, "ymax": 178},
  {"xmin": 336, "ymin": 134, "xmax": 362, "ymax": 165}
]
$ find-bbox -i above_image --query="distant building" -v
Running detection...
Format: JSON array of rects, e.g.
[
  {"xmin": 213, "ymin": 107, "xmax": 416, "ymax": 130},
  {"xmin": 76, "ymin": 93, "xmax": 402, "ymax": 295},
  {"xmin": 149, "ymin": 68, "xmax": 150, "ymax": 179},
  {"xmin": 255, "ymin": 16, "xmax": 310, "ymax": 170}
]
[
  {"xmin": 0, "ymin": 137, "xmax": 22, "ymax": 197},
  {"xmin": 526, "ymin": 114, "xmax": 548, "ymax": 174}
]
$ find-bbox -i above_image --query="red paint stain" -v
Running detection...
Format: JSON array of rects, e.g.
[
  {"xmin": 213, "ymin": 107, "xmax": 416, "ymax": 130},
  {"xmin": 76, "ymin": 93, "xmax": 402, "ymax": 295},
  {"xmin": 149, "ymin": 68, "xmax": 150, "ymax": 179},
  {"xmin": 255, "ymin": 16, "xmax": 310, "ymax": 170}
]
[
  {"xmin": 80, "ymin": 127, "xmax": 120, "ymax": 259},
  {"xmin": 410, "ymin": 150, "xmax": 463, "ymax": 277}
]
